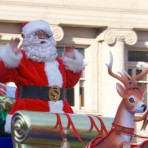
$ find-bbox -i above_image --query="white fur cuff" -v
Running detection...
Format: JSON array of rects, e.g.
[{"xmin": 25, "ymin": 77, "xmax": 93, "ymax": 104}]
[
  {"xmin": 137, "ymin": 62, "xmax": 148, "ymax": 70},
  {"xmin": 62, "ymin": 50, "xmax": 83, "ymax": 73},
  {"xmin": 49, "ymin": 100, "xmax": 64, "ymax": 113},
  {"xmin": 0, "ymin": 44, "xmax": 22, "ymax": 68},
  {"xmin": 4, "ymin": 114, "xmax": 12, "ymax": 134}
]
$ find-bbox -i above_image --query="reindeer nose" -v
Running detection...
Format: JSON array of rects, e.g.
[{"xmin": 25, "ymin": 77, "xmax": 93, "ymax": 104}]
[{"xmin": 141, "ymin": 104, "xmax": 147, "ymax": 112}]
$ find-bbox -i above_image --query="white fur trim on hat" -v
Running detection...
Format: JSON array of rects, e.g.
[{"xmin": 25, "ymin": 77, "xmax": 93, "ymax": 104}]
[
  {"xmin": 22, "ymin": 20, "xmax": 53, "ymax": 37},
  {"xmin": 4, "ymin": 114, "xmax": 12, "ymax": 134},
  {"xmin": 62, "ymin": 50, "xmax": 84, "ymax": 73},
  {"xmin": 0, "ymin": 44, "xmax": 22, "ymax": 68}
]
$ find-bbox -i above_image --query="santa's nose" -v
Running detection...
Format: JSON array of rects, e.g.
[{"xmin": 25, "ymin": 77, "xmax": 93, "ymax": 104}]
[{"xmin": 39, "ymin": 34, "xmax": 47, "ymax": 39}]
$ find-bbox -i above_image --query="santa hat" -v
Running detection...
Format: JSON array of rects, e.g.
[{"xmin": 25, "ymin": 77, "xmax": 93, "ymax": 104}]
[
  {"xmin": 22, "ymin": 20, "xmax": 53, "ymax": 37},
  {"xmin": 0, "ymin": 83, "xmax": 6, "ymax": 96}
]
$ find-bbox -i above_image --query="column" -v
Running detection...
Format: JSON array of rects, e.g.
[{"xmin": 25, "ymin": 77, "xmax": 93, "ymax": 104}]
[
  {"xmin": 97, "ymin": 28, "xmax": 138, "ymax": 117},
  {"xmin": 50, "ymin": 25, "xmax": 64, "ymax": 41}
]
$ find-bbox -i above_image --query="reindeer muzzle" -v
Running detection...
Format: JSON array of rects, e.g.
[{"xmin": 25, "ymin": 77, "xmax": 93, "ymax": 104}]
[{"xmin": 141, "ymin": 104, "xmax": 147, "ymax": 112}]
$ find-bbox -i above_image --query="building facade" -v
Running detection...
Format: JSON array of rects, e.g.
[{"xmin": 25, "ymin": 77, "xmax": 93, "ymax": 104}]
[{"xmin": 0, "ymin": 0, "xmax": 148, "ymax": 143}]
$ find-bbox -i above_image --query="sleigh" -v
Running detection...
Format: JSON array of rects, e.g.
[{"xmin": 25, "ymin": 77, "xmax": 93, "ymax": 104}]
[
  {"xmin": 10, "ymin": 110, "xmax": 111, "ymax": 148},
  {"xmin": 9, "ymin": 109, "xmax": 147, "ymax": 148}
]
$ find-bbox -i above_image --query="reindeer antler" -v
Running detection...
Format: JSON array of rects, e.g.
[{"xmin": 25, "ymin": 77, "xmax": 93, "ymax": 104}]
[
  {"xmin": 125, "ymin": 67, "xmax": 148, "ymax": 88},
  {"xmin": 133, "ymin": 69, "xmax": 148, "ymax": 81},
  {"xmin": 122, "ymin": 70, "xmax": 137, "ymax": 88},
  {"xmin": 106, "ymin": 52, "xmax": 131, "ymax": 89},
  {"xmin": 107, "ymin": 52, "xmax": 148, "ymax": 89}
]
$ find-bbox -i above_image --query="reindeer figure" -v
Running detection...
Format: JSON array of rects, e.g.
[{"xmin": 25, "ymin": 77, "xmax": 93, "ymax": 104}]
[{"xmin": 86, "ymin": 52, "xmax": 148, "ymax": 148}]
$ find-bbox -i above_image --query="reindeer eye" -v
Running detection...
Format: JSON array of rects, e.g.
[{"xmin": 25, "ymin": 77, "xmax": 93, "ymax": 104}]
[{"xmin": 129, "ymin": 97, "xmax": 135, "ymax": 103}]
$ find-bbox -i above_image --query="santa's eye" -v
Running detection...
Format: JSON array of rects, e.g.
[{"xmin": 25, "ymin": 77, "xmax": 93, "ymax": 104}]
[
  {"xmin": 129, "ymin": 97, "xmax": 135, "ymax": 103},
  {"xmin": 34, "ymin": 30, "xmax": 50, "ymax": 38}
]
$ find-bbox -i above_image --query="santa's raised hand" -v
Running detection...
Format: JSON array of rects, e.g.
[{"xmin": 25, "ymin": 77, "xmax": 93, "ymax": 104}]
[
  {"xmin": 63, "ymin": 46, "xmax": 75, "ymax": 59},
  {"xmin": 9, "ymin": 37, "xmax": 21, "ymax": 54}
]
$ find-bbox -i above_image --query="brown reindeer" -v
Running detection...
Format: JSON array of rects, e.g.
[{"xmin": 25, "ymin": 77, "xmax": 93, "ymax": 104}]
[{"xmin": 85, "ymin": 52, "xmax": 148, "ymax": 148}]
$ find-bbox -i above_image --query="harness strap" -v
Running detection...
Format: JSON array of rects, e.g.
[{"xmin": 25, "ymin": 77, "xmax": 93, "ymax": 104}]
[
  {"xmin": 55, "ymin": 113, "xmax": 64, "ymax": 140},
  {"xmin": 112, "ymin": 123, "xmax": 148, "ymax": 139},
  {"xmin": 65, "ymin": 113, "xmax": 85, "ymax": 143},
  {"xmin": 94, "ymin": 116, "xmax": 108, "ymax": 135},
  {"xmin": 88, "ymin": 116, "xmax": 103, "ymax": 136}
]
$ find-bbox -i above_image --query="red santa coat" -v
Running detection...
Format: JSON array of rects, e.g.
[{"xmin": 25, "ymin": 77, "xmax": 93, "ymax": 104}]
[{"xmin": 0, "ymin": 45, "xmax": 83, "ymax": 115}]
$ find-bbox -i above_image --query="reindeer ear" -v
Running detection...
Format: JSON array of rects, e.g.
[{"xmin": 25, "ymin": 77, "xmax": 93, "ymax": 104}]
[
  {"xmin": 116, "ymin": 83, "xmax": 126, "ymax": 98},
  {"xmin": 139, "ymin": 85, "xmax": 147, "ymax": 98}
]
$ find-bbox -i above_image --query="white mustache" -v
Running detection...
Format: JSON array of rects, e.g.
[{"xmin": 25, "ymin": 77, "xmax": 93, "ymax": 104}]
[{"xmin": 22, "ymin": 34, "xmax": 57, "ymax": 62}]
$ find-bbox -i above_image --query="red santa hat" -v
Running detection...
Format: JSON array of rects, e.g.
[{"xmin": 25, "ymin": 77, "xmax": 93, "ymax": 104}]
[
  {"xmin": 22, "ymin": 20, "xmax": 53, "ymax": 37},
  {"xmin": 0, "ymin": 83, "xmax": 6, "ymax": 96}
]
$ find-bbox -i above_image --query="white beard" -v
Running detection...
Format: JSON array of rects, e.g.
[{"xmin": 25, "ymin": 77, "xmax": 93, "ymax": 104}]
[{"xmin": 22, "ymin": 34, "xmax": 57, "ymax": 62}]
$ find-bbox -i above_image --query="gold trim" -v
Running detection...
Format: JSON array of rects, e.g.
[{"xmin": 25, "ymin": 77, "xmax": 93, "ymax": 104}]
[
  {"xmin": 112, "ymin": 124, "xmax": 134, "ymax": 134},
  {"xmin": 48, "ymin": 85, "xmax": 60, "ymax": 102}
]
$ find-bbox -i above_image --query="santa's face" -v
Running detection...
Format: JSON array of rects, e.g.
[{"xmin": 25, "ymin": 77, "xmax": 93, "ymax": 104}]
[
  {"xmin": 34, "ymin": 30, "xmax": 50, "ymax": 39},
  {"xmin": 22, "ymin": 30, "xmax": 57, "ymax": 62}
]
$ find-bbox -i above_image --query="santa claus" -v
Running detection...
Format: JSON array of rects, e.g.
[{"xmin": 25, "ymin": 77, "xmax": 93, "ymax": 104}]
[{"xmin": 0, "ymin": 20, "xmax": 83, "ymax": 133}]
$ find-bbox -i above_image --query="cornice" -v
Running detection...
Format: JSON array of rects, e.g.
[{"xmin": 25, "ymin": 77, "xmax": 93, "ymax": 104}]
[
  {"xmin": 0, "ymin": 1, "xmax": 148, "ymax": 30},
  {"xmin": 0, "ymin": 33, "xmax": 21, "ymax": 40},
  {"xmin": 0, "ymin": 25, "xmax": 64, "ymax": 42},
  {"xmin": 1, "ymin": 1, "xmax": 148, "ymax": 14}
]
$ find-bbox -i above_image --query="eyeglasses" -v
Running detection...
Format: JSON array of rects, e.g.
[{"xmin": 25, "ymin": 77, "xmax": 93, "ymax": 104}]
[{"xmin": 34, "ymin": 30, "xmax": 51, "ymax": 38}]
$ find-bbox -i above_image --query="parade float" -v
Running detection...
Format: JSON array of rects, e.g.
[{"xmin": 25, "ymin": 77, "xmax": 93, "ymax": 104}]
[{"xmin": 0, "ymin": 52, "xmax": 148, "ymax": 148}]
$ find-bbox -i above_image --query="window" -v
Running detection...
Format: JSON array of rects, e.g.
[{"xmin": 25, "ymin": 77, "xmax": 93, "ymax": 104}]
[
  {"xmin": 128, "ymin": 51, "xmax": 148, "ymax": 62},
  {"xmin": 128, "ymin": 50, "xmax": 148, "ymax": 105}
]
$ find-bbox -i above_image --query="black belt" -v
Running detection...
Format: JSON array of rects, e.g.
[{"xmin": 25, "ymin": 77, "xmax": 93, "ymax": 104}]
[{"xmin": 19, "ymin": 86, "xmax": 63, "ymax": 102}]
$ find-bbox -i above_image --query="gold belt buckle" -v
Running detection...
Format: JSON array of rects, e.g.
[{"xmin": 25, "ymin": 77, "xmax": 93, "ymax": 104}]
[{"xmin": 48, "ymin": 85, "xmax": 60, "ymax": 102}]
